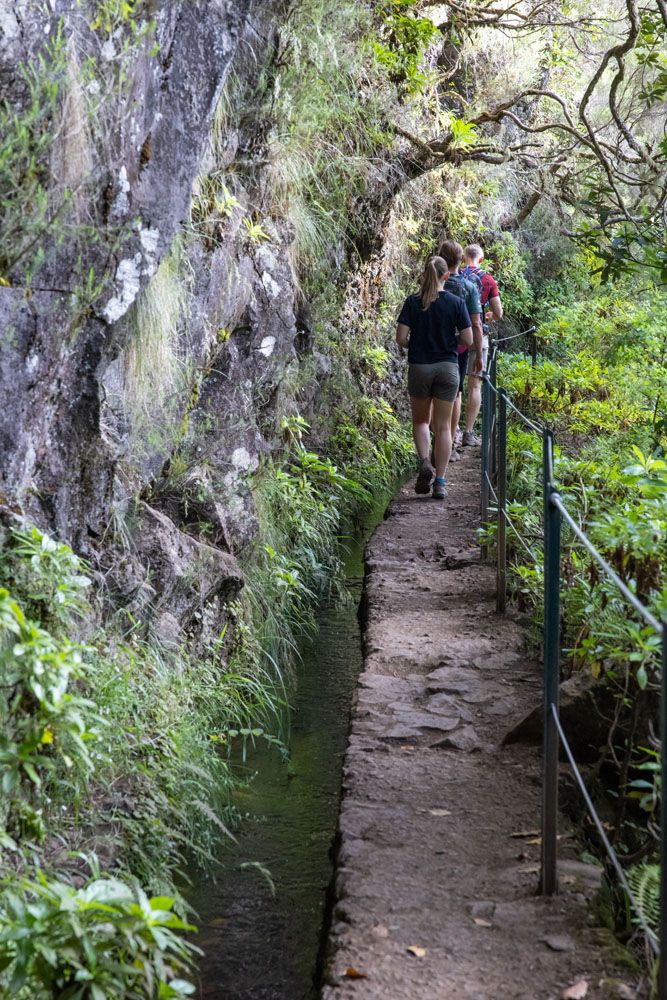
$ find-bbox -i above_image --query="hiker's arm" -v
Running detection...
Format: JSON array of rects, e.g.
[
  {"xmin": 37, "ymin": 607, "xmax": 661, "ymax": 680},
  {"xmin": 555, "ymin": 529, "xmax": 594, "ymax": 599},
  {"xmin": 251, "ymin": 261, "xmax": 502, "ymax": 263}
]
[
  {"xmin": 458, "ymin": 325, "xmax": 473, "ymax": 348},
  {"xmin": 396, "ymin": 323, "xmax": 410, "ymax": 349},
  {"xmin": 471, "ymin": 315, "xmax": 484, "ymax": 372},
  {"xmin": 487, "ymin": 295, "xmax": 503, "ymax": 321}
]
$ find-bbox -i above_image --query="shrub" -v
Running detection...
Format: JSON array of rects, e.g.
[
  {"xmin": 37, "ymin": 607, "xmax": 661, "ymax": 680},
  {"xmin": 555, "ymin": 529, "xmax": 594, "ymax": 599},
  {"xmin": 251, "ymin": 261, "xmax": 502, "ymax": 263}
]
[
  {"xmin": 0, "ymin": 873, "xmax": 197, "ymax": 999},
  {"xmin": 0, "ymin": 589, "xmax": 100, "ymax": 843}
]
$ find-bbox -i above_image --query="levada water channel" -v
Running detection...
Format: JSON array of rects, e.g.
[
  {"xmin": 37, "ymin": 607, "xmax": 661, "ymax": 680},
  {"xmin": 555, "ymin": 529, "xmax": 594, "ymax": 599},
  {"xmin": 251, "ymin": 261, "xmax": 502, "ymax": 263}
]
[{"xmin": 188, "ymin": 502, "xmax": 388, "ymax": 999}]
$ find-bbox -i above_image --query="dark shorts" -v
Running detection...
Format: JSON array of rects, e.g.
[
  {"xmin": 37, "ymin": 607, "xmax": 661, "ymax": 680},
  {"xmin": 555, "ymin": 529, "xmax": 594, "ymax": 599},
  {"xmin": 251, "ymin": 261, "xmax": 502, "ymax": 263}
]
[
  {"xmin": 457, "ymin": 351, "xmax": 468, "ymax": 393},
  {"xmin": 408, "ymin": 361, "xmax": 459, "ymax": 402}
]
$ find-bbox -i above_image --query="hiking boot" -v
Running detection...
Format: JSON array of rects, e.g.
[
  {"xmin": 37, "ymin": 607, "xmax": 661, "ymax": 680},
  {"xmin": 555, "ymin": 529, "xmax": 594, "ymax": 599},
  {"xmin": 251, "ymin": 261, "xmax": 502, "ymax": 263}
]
[
  {"xmin": 432, "ymin": 478, "xmax": 447, "ymax": 500},
  {"xmin": 462, "ymin": 431, "xmax": 481, "ymax": 447},
  {"xmin": 414, "ymin": 459, "xmax": 435, "ymax": 494},
  {"xmin": 453, "ymin": 428, "xmax": 463, "ymax": 449},
  {"xmin": 449, "ymin": 448, "xmax": 461, "ymax": 462}
]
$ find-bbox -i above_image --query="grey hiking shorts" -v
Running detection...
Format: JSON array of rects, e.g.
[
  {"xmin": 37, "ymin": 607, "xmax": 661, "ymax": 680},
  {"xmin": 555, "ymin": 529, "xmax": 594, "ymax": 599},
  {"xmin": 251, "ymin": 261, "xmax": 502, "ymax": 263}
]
[{"xmin": 408, "ymin": 361, "xmax": 459, "ymax": 402}]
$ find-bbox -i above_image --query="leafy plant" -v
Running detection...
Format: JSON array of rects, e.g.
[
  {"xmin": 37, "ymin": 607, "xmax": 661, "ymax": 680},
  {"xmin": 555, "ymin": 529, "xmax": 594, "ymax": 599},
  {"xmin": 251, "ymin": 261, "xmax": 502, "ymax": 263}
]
[
  {"xmin": 0, "ymin": 873, "xmax": 197, "ymax": 999},
  {"xmin": 626, "ymin": 864, "xmax": 660, "ymax": 936},
  {"xmin": 3, "ymin": 528, "xmax": 91, "ymax": 625},
  {"xmin": 0, "ymin": 590, "xmax": 100, "ymax": 839},
  {"xmin": 0, "ymin": 25, "xmax": 67, "ymax": 280},
  {"xmin": 373, "ymin": 0, "xmax": 439, "ymax": 94},
  {"xmin": 242, "ymin": 218, "xmax": 270, "ymax": 244}
]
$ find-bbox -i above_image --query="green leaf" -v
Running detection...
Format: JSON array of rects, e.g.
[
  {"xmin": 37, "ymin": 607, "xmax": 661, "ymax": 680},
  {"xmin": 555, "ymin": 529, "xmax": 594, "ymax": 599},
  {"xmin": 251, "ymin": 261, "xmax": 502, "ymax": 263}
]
[
  {"xmin": 149, "ymin": 896, "xmax": 175, "ymax": 912},
  {"xmin": 22, "ymin": 760, "xmax": 42, "ymax": 786}
]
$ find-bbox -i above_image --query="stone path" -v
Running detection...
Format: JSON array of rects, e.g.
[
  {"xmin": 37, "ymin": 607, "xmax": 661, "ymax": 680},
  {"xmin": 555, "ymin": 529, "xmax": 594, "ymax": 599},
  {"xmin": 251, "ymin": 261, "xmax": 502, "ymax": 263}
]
[{"xmin": 322, "ymin": 451, "xmax": 643, "ymax": 1000}]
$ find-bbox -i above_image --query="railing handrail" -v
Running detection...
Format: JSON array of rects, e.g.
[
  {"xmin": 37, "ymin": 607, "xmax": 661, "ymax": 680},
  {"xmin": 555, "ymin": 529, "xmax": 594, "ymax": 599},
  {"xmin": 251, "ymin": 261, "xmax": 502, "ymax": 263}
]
[
  {"xmin": 480, "ymin": 350, "xmax": 667, "ymax": 993},
  {"xmin": 552, "ymin": 705, "xmax": 660, "ymax": 954},
  {"xmin": 482, "ymin": 363, "xmax": 662, "ymax": 636},
  {"xmin": 551, "ymin": 492, "xmax": 663, "ymax": 635},
  {"xmin": 492, "ymin": 324, "xmax": 537, "ymax": 345}
]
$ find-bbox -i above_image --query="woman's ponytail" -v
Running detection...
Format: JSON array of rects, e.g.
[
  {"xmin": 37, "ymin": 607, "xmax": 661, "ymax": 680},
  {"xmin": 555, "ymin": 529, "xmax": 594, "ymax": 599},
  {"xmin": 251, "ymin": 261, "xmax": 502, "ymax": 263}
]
[{"xmin": 420, "ymin": 256, "xmax": 448, "ymax": 310}]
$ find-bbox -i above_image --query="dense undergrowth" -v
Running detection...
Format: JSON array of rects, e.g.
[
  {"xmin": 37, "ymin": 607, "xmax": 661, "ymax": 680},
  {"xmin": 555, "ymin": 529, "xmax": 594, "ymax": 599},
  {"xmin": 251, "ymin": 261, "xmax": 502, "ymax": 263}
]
[
  {"xmin": 493, "ymin": 278, "xmax": 667, "ymax": 976},
  {"xmin": 0, "ymin": 402, "xmax": 412, "ymax": 998}
]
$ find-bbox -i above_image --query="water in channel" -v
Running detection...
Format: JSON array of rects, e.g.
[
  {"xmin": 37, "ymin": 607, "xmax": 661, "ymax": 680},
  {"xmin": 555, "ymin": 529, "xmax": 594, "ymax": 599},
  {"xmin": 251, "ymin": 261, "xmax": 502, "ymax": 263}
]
[{"xmin": 189, "ymin": 504, "xmax": 386, "ymax": 1000}]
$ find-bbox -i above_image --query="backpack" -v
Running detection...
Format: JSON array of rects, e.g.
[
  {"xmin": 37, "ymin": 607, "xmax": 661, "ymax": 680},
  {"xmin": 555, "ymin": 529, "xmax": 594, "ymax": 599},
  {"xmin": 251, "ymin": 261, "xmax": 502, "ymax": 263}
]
[
  {"xmin": 460, "ymin": 265, "xmax": 489, "ymax": 306},
  {"xmin": 460, "ymin": 264, "xmax": 492, "ymax": 334},
  {"xmin": 444, "ymin": 273, "xmax": 479, "ymax": 354},
  {"xmin": 444, "ymin": 271, "xmax": 481, "ymax": 304}
]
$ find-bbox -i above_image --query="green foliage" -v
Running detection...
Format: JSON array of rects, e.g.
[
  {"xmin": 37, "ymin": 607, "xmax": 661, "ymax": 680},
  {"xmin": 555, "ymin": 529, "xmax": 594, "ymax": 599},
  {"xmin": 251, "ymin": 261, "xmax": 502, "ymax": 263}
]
[
  {"xmin": 0, "ymin": 873, "xmax": 196, "ymax": 998},
  {"xmin": 1, "ymin": 528, "xmax": 91, "ymax": 626},
  {"xmin": 0, "ymin": 512, "xmax": 296, "ymax": 971},
  {"xmin": 0, "ymin": 25, "xmax": 67, "ymax": 281},
  {"xmin": 446, "ymin": 114, "xmax": 478, "ymax": 151},
  {"xmin": 373, "ymin": 0, "xmax": 439, "ymax": 94},
  {"xmin": 123, "ymin": 236, "xmax": 196, "ymax": 467},
  {"xmin": 484, "ymin": 234, "xmax": 534, "ymax": 320},
  {"xmin": 255, "ymin": 0, "xmax": 387, "ymax": 278},
  {"xmin": 626, "ymin": 864, "xmax": 660, "ymax": 935},
  {"xmin": 215, "ymin": 185, "xmax": 241, "ymax": 218},
  {"xmin": 568, "ymin": 10, "xmax": 666, "ymax": 281},
  {"xmin": 494, "ymin": 283, "xmax": 667, "ymax": 918},
  {"xmin": 359, "ymin": 344, "xmax": 391, "ymax": 381},
  {"xmin": 242, "ymin": 217, "xmax": 271, "ymax": 245},
  {"xmin": 90, "ymin": 0, "xmax": 156, "ymax": 39},
  {"xmin": 0, "ymin": 590, "xmax": 100, "ymax": 842}
]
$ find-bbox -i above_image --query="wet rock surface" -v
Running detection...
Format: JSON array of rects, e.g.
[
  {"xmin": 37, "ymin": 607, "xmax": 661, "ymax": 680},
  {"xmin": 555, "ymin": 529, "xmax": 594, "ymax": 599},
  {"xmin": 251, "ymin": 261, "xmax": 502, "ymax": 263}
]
[
  {"xmin": 322, "ymin": 451, "xmax": 643, "ymax": 1000},
  {"xmin": 0, "ymin": 0, "xmax": 330, "ymax": 652}
]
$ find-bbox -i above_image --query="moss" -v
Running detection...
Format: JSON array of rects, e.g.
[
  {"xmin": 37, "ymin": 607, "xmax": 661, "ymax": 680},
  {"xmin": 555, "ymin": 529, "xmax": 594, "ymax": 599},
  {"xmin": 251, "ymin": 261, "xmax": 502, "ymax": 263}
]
[{"xmin": 588, "ymin": 927, "xmax": 643, "ymax": 974}]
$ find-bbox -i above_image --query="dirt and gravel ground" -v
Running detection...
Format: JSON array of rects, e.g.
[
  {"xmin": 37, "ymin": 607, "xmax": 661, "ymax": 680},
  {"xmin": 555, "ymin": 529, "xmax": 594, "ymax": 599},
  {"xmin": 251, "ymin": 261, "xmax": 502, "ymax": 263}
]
[{"xmin": 322, "ymin": 449, "xmax": 645, "ymax": 1000}]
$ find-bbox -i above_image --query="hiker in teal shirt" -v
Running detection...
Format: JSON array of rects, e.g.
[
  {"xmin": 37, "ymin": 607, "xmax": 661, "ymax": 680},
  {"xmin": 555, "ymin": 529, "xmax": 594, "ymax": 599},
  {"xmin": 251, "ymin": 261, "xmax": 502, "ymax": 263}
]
[{"xmin": 438, "ymin": 240, "xmax": 484, "ymax": 459}]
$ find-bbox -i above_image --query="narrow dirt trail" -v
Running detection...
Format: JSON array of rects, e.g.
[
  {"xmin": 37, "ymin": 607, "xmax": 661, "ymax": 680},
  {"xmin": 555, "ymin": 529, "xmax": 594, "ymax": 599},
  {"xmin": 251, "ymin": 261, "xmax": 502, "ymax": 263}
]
[{"xmin": 322, "ymin": 452, "xmax": 641, "ymax": 1000}]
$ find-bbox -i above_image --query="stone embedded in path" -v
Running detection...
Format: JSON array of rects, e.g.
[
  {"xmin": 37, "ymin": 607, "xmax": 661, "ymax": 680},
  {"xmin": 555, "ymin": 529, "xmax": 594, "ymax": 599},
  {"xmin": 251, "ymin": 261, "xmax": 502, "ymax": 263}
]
[
  {"xmin": 425, "ymin": 696, "xmax": 473, "ymax": 722},
  {"xmin": 430, "ymin": 724, "xmax": 481, "ymax": 752},
  {"xmin": 426, "ymin": 665, "xmax": 478, "ymax": 693},
  {"xmin": 359, "ymin": 673, "xmax": 413, "ymax": 695},
  {"xmin": 542, "ymin": 934, "xmax": 575, "ymax": 952},
  {"xmin": 392, "ymin": 710, "xmax": 461, "ymax": 732},
  {"xmin": 486, "ymin": 700, "xmax": 514, "ymax": 717},
  {"xmin": 383, "ymin": 723, "xmax": 423, "ymax": 740},
  {"xmin": 558, "ymin": 860, "xmax": 604, "ymax": 895}
]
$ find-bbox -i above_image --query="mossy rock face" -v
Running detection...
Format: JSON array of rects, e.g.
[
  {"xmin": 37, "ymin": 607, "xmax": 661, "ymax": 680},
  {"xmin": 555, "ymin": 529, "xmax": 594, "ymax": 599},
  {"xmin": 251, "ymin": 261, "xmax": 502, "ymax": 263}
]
[
  {"xmin": 590, "ymin": 877, "xmax": 616, "ymax": 931},
  {"xmin": 588, "ymin": 927, "xmax": 642, "ymax": 974},
  {"xmin": 0, "ymin": 1, "xmax": 255, "ymax": 549}
]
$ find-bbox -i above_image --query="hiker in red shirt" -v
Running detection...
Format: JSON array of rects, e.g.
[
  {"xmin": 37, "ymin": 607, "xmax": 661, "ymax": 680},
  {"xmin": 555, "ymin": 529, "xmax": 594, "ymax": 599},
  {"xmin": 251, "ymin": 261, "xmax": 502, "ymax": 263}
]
[{"xmin": 459, "ymin": 244, "xmax": 503, "ymax": 447}]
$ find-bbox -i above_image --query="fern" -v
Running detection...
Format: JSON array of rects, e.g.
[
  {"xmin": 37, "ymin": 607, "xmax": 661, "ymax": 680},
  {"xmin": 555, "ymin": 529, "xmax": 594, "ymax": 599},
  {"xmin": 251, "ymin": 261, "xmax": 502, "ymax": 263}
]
[{"xmin": 627, "ymin": 864, "xmax": 660, "ymax": 931}]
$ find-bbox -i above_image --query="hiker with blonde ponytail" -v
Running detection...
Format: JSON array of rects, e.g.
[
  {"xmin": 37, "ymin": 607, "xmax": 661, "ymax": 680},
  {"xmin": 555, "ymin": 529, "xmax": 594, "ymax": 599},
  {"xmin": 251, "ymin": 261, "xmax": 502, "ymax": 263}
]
[{"xmin": 396, "ymin": 257, "xmax": 473, "ymax": 500}]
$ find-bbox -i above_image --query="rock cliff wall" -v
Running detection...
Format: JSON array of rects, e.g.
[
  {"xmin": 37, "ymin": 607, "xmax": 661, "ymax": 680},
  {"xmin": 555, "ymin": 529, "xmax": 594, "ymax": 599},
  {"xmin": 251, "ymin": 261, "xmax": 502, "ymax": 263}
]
[{"xmin": 0, "ymin": 0, "xmax": 350, "ymax": 645}]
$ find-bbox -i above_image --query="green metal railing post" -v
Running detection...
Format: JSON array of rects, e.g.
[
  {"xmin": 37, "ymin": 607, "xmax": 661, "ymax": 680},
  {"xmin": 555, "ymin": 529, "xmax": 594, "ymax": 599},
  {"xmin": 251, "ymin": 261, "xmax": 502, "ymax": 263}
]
[
  {"xmin": 541, "ymin": 428, "xmax": 561, "ymax": 896},
  {"xmin": 531, "ymin": 332, "xmax": 537, "ymax": 367},
  {"xmin": 660, "ymin": 623, "xmax": 667, "ymax": 997},
  {"xmin": 490, "ymin": 346, "xmax": 498, "ymax": 482},
  {"xmin": 496, "ymin": 390, "xmax": 508, "ymax": 614},
  {"xmin": 480, "ymin": 375, "xmax": 492, "ymax": 560}
]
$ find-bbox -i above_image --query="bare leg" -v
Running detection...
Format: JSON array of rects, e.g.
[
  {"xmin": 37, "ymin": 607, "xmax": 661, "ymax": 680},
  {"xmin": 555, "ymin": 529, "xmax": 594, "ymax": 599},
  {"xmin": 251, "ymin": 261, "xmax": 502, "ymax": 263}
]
[
  {"xmin": 464, "ymin": 375, "xmax": 482, "ymax": 433},
  {"xmin": 431, "ymin": 398, "xmax": 454, "ymax": 479},
  {"xmin": 451, "ymin": 392, "xmax": 462, "ymax": 438},
  {"xmin": 410, "ymin": 397, "xmax": 432, "ymax": 461}
]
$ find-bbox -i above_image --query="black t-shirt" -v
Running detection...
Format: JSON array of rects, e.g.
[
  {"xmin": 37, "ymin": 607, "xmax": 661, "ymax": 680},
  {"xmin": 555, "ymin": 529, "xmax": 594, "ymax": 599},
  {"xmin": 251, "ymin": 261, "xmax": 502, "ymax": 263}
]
[{"xmin": 397, "ymin": 291, "xmax": 471, "ymax": 364}]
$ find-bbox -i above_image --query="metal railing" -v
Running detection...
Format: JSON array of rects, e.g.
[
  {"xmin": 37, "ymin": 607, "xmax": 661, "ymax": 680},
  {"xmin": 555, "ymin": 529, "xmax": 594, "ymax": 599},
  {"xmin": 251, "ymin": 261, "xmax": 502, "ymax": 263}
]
[{"xmin": 479, "ymin": 335, "xmax": 667, "ymax": 995}]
